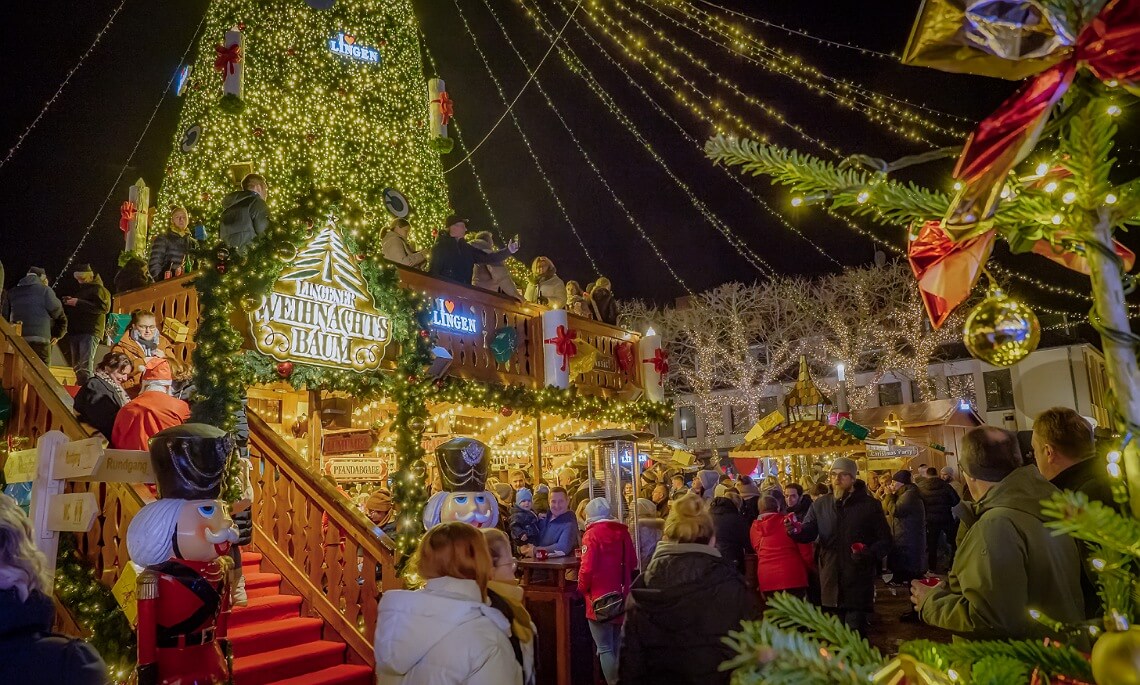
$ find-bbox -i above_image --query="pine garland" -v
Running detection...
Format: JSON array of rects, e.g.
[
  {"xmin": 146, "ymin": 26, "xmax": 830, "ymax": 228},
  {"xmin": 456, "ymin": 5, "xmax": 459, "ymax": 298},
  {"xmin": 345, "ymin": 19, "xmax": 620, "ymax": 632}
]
[
  {"xmin": 1041, "ymin": 490, "xmax": 1140, "ymax": 559},
  {"xmin": 761, "ymin": 592, "xmax": 884, "ymax": 666},
  {"xmin": 900, "ymin": 639, "xmax": 1095, "ymax": 682}
]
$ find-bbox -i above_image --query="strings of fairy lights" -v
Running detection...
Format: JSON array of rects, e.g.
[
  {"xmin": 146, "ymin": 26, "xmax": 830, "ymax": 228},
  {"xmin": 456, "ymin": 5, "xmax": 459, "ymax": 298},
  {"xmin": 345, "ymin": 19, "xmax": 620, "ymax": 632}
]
[
  {"xmin": 520, "ymin": 0, "xmax": 843, "ymax": 266},
  {"xmin": 0, "ymin": 0, "xmax": 127, "ymax": 174},
  {"xmin": 627, "ymin": 0, "xmax": 965, "ymax": 144},
  {"xmin": 479, "ymin": 0, "xmax": 772, "ymax": 283},
  {"xmin": 448, "ymin": 0, "xmax": 605, "ymax": 278},
  {"xmin": 659, "ymin": 0, "xmax": 972, "ymax": 136}
]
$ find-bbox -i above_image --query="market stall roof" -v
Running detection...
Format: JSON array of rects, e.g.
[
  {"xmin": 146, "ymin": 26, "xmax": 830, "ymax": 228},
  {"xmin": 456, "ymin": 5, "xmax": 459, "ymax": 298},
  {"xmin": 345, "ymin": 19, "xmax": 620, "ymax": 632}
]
[
  {"xmin": 851, "ymin": 399, "xmax": 984, "ymax": 430},
  {"xmin": 730, "ymin": 419, "xmax": 865, "ymax": 457},
  {"xmin": 563, "ymin": 429, "xmax": 656, "ymax": 442}
]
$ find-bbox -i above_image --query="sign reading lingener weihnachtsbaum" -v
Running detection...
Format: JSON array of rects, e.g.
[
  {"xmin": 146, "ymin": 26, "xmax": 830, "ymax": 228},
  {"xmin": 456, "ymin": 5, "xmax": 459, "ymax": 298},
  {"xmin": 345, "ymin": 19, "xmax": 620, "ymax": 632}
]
[{"xmin": 250, "ymin": 221, "xmax": 391, "ymax": 371}]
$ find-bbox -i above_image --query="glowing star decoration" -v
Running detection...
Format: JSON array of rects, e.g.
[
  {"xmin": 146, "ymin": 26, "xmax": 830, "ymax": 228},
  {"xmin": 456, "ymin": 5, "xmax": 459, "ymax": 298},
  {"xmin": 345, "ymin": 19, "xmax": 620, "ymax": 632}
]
[
  {"xmin": 249, "ymin": 216, "xmax": 391, "ymax": 370},
  {"xmin": 328, "ymin": 32, "xmax": 381, "ymax": 64},
  {"xmin": 428, "ymin": 296, "xmax": 479, "ymax": 334}
]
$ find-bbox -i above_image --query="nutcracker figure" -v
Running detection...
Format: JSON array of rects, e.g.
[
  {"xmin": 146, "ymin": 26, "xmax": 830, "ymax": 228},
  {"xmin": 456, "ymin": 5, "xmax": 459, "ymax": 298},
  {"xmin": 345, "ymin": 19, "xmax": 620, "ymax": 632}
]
[
  {"xmin": 421, "ymin": 437, "xmax": 499, "ymax": 529},
  {"xmin": 126, "ymin": 424, "xmax": 239, "ymax": 685}
]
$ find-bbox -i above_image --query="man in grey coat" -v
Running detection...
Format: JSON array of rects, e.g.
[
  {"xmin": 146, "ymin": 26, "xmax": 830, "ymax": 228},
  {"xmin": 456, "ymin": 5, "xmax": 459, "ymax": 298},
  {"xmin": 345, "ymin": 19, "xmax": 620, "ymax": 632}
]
[{"xmin": 2, "ymin": 267, "xmax": 67, "ymax": 363}]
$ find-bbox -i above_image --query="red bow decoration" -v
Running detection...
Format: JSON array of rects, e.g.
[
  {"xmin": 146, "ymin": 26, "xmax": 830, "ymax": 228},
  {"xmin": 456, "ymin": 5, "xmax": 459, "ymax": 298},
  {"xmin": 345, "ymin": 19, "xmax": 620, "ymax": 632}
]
[
  {"xmin": 214, "ymin": 43, "xmax": 242, "ymax": 76},
  {"xmin": 119, "ymin": 201, "xmax": 137, "ymax": 233},
  {"xmin": 909, "ymin": 219, "xmax": 1136, "ymax": 328},
  {"xmin": 642, "ymin": 348, "xmax": 669, "ymax": 384},
  {"xmin": 615, "ymin": 341, "xmax": 635, "ymax": 375},
  {"xmin": 544, "ymin": 325, "xmax": 577, "ymax": 372},
  {"xmin": 432, "ymin": 91, "xmax": 454, "ymax": 126},
  {"xmin": 946, "ymin": 0, "xmax": 1140, "ymax": 231}
]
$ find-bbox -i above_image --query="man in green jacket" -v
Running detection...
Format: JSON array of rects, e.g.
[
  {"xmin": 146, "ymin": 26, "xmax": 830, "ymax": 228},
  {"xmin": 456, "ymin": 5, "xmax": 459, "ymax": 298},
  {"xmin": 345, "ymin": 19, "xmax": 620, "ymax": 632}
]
[{"xmin": 911, "ymin": 426, "xmax": 1084, "ymax": 639}]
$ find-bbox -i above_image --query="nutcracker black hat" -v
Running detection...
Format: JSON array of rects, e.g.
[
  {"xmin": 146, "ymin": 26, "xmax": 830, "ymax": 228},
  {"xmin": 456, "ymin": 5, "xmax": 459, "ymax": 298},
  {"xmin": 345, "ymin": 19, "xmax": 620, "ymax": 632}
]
[
  {"xmin": 149, "ymin": 423, "xmax": 234, "ymax": 500},
  {"xmin": 436, "ymin": 437, "xmax": 490, "ymax": 493}
]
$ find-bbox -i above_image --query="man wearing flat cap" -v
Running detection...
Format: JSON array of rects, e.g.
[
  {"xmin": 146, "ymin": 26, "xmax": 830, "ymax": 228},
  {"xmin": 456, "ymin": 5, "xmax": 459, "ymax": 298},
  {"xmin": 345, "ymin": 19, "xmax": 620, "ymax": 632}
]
[
  {"xmin": 911, "ymin": 426, "xmax": 1084, "ymax": 639},
  {"xmin": 427, "ymin": 214, "xmax": 519, "ymax": 285},
  {"xmin": 788, "ymin": 456, "xmax": 890, "ymax": 636}
]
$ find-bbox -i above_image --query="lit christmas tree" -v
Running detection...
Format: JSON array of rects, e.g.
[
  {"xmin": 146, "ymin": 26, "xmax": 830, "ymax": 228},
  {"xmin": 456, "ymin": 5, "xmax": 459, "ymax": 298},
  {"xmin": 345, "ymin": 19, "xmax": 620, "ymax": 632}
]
[{"xmin": 156, "ymin": 0, "xmax": 450, "ymax": 246}]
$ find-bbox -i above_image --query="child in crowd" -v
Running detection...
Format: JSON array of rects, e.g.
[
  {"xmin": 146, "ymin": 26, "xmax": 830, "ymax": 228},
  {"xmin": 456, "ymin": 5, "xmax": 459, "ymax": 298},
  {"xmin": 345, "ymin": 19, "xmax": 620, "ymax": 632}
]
[{"xmin": 510, "ymin": 488, "xmax": 542, "ymax": 552}]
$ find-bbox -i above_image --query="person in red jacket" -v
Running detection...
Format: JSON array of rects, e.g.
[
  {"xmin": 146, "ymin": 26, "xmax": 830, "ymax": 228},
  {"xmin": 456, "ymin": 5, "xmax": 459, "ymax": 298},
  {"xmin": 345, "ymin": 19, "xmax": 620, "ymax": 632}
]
[
  {"xmin": 750, "ymin": 495, "xmax": 814, "ymax": 600},
  {"xmin": 578, "ymin": 497, "xmax": 636, "ymax": 685},
  {"xmin": 111, "ymin": 359, "xmax": 191, "ymax": 450}
]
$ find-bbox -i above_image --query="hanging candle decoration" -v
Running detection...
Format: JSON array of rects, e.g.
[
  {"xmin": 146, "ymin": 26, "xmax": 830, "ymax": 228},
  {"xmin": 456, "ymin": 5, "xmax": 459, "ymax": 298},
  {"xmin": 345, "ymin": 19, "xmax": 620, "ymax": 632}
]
[
  {"xmin": 427, "ymin": 77, "xmax": 454, "ymax": 154},
  {"xmin": 215, "ymin": 26, "xmax": 245, "ymax": 113},
  {"xmin": 963, "ymin": 285, "xmax": 1040, "ymax": 367}
]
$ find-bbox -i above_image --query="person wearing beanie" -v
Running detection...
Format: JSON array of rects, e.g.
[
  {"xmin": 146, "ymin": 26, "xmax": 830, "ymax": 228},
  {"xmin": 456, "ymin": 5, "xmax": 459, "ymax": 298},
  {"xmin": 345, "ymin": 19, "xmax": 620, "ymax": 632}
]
[
  {"xmin": 1, "ymin": 266, "xmax": 67, "ymax": 364},
  {"xmin": 788, "ymin": 456, "xmax": 890, "ymax": 635},
  {"xmin": 510, "ymin": 488, "xmax": 541, "ymax": 552},
  {"xmin": 578, "ymin": 497, "xmax": 636, "ymax": 684},
  {"xmin": 60, "ymin": 263, "xmax": 110, "ymax": 385},
  {"xmin": 709, "ymin": 485, "xmax": 750, "ymax": 575},
  {"xmin": 366, "ymin": 489, "xmax": 397, "ymax": 540},
  {"xmin": 693, "ymin": 469, "xmax": 720, "ymax": 501},
  {"xmin": 912, "ymin": 427, "xmax": 1084, "ymax": 639},
  {"xmin": 629, "ymin": 498, "xmax": 665, "ymax": 569},
  {"xmin": 110, "ymin": 359, "xmax": 190, "ymax": 450},
  {"xmin": 885, "ymin": 469, "xmax": 926, "ymax": 592},
  {"xmin": 492, "ymin": 482, "xmax": 515, "ymax": 506},
  {"xmin": 737, "ymin": 478, "xmax": 761, "ymax": 525}
]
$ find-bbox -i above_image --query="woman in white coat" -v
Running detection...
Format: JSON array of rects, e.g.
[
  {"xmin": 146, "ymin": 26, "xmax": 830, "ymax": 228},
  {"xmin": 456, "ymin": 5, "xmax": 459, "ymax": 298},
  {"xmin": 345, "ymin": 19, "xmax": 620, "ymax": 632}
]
[{"xmin": 375, "ymin": 522, "xmax": 523, "ymax": 685}]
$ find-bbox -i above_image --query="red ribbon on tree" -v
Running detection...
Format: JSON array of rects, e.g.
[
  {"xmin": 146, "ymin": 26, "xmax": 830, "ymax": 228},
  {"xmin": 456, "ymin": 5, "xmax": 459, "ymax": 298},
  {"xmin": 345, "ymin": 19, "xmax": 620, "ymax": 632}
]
[
  {"xmin": 214, "ymin": 43, "xmax": 242, "ymax": 76},
  {"xmin": 432, "ymin": 91, "xmax": 454, "ymax": 126},
  {"xmin": 909, "ymin": 219, "xmax": 1135, "ymax": 328},
  {"xmin": 642, "ymin": 348, "xmax": 669, "ymax": 385},
  {"xmin": 119, "ymin": 201, "xmax": 137, "ymax": 233},
  {"xmin": 946, "ymin": 0, "xmax": 1140, "ymax": 232},
  {"xmin": 544, "ymin": 325, "xmax": 577, "ymax": 372}
]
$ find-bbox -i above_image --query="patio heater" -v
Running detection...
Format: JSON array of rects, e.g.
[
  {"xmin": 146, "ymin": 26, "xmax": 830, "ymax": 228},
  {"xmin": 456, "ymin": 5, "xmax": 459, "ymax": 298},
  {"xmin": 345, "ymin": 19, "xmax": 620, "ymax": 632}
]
[{"xmin": 564, "ymin": 429, "xmax": 654, "ymax": 558}]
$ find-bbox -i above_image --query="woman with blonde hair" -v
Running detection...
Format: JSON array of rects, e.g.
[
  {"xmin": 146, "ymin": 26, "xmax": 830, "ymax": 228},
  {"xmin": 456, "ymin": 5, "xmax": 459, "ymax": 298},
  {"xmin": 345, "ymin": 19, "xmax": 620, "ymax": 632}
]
[
  {"xmin": 374, "ymin": 522, "xmax": 521, "ymax": 684},
  {"xmin": 524, "ymin": 256, "xmax": 566, "ymax": 309},
  {"xmin": 482, "ymin": 528, "xmax": 537, "ymax": 684},
  {"xmin": 618, "ymin": 494, "xmax": 760, "ymax": 685},
  {"xmin": 0, "ymin": 494, "xmax": 108, "ymax": 684}
]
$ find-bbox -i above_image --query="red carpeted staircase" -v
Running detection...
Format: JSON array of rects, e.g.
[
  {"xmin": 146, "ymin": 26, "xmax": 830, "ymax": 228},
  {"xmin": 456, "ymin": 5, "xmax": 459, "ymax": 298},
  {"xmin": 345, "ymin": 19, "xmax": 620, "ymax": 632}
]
[{"xmin": 228, "ymin": 552, "xmax": 374, "ymax": 685}]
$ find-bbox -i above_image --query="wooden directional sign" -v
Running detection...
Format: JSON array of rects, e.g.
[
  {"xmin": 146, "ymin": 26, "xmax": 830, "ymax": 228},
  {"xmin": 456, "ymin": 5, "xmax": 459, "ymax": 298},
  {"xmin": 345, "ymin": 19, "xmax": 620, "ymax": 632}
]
[
  {"xmin": 46, "ymin": 492, "xmax": 99, "ymax": 532},
  {"xmin": 52, "ymin": 437, "xmax": 104, "ymax": 479},
  {"xmin": 2, "ymin": 447, "xmax": 38, "ymax": 484},
  {"xmin": 73, "ymin": 449, "xmax": 155, "ymax": 484}
]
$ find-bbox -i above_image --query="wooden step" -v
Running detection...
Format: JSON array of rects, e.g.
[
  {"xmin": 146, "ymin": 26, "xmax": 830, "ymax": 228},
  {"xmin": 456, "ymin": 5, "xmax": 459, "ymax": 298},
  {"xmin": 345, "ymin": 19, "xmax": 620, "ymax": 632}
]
[
  {"xmin": 268, "ymin": 663, "xmax": 375, "ymax": 685},
  {"xmin": 241, "ymin": 551, "xmax": 264, "ymax": 573},
  {"xmin": 228, "ymin": 616, "xmax": 324, "ymax": 658},
  {"xmin": 232, "ymin": 640, "xmax": 346, "ymax": 685},
  {"xmin": 244, "ymin": 571, "xmax": 282, "ymax": 598}
]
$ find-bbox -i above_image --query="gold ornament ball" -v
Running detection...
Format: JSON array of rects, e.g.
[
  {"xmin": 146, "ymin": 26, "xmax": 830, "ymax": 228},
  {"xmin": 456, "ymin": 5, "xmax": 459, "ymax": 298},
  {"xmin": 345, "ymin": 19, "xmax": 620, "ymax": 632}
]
[
  {"xmin": 276, "ymin": 243, "xmax": 298, "ymax": 262},
  {"xmin": 1092, "ymin": 626, "xmax": 1140, "ymax": 685},
  {"xmin": 240, "ymin": 294, "xmax": 264, "ymax": 312},
  {"xmin": 963, "ymin": 287, "xmax": 1040, "ymax": 367}
]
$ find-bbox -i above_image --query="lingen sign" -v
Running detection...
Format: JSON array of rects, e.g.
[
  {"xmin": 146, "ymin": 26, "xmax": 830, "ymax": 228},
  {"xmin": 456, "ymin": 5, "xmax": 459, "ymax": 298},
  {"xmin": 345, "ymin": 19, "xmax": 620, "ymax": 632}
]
[
  {"xmin": 429, "ymin": 296, "xmax": 479, "ymax": 335},
  {"xmin": 328, "ymin": 32, "xmax": 381, "ymax": 64},
  {"xmin": 250, "ymin": 222, "xmax": 391, "ymax": 371}
]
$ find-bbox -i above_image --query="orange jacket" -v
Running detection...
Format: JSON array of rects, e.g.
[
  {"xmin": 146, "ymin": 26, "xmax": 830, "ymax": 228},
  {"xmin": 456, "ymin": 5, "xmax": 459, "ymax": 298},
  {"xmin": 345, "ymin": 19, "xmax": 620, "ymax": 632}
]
[{"xmin": 111, "ymin": 391, "xmax": 190, "ymax": 450}]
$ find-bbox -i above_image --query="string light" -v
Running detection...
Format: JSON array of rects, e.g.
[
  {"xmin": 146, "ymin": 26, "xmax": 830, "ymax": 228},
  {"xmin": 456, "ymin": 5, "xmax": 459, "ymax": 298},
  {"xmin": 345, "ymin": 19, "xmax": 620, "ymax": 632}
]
[
  {"xmin": 55, "ymin": 8, "xmax": 208, "ymax": 284},
  {"xmin": 448, "ymin": 0, "xmax": 608, "ymax": 279},
  {"xmin": 522, "ymin": 0, "xmax": 841, "ymax": 268},
  {"xmin": 0, "ymin": 0, "xmax": 127, "ymax": 174},
  {"xmin": 626, "ymin": 0, "xmax": 967, "ymax": 142}
]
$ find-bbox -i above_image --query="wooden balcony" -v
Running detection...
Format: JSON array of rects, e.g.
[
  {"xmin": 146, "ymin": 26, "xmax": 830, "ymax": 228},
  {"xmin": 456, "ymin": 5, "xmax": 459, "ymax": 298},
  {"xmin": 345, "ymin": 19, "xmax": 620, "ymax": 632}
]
[{"xmin": 114, "ymin": 267, "xmax": 642, "ymax": 395}]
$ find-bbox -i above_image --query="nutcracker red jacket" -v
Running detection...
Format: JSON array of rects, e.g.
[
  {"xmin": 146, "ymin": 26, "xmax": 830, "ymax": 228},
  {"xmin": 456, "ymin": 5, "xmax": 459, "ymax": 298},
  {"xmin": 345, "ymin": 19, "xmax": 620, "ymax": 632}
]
[
  {"xmin": 111, "ymin": 390, "xmax": 191, "ymax": 451},
  {"xmin": 578, "ymin": 519, "xmax": 637, "ymax": 623},
  {"xmin": 750, "ymin": 512, "xmax": 814, "ymax": 593}
]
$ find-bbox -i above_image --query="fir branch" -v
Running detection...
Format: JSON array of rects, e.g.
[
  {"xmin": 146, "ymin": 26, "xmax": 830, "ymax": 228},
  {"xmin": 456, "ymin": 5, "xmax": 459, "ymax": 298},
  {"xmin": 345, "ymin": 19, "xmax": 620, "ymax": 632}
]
[
  {"xmin": 705, "ymin": 136, "xmax": 949, "ymax": 226},
  {"xmin": 1092, "ymin": 545, "xmax": 1136, "ymax": 622},
  {"xmin": 762, "ymin": 592, "xmax": 884, "ymax": 668},
  {"xmin": 970, "ymin": 655, "xmax": 1031, "ymax": 685},
  {"xmin": 1059, "ymin": 92, "xmax": 1116, "ymax": 211},
  {"xmin": 723, "ymin": 622, "xmax": 873, "ymax": 685},
  {"xmin": 900, "ymin": 638, "xmax": 1095, "ymax": 681},
  {"xmin": 1041, "ymin": 490, "xmax": 1140, "ymax": 559}
]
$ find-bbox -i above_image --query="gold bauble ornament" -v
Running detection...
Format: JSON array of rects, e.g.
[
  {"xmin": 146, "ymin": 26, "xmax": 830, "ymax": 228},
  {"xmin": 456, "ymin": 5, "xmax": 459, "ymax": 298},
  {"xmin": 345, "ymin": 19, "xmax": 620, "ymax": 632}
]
[
  {"xmin": 240, "ymin": 294, "xmax": 264, "ymax": 312},
  {"xmin": 276, "ymin": 243, "xmax": 298, "ymax": 262},
  {"xmin": 1092, "ymin": 616, "xmax": 1140, "ymax": 685},
  {"xmin": 963, "ymin": 286, "xmax": 1040, "ymax": 367}
]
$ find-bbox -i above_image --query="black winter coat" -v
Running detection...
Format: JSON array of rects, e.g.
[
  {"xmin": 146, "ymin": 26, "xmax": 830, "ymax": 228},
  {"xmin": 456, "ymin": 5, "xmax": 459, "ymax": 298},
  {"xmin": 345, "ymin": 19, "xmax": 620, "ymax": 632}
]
[
  {"xmin": 1051, "ymin": 457, "xmax": 1116, "ymax": 618},
  {"xmin": 0, "ymin": 587, "xmax": 108, "ymax": 685},
  {"xmin": 428, "ymin": 234, "xmax": 511, "ymax": 285},
  {"xmin": 590, "ymin": 287, "xmax": 618, "ymax": 325},
  {"xmin": 73, "ymin": 375, "xmax": 128, "ymax": 439},
  {"xmin": 791, "ymin": 481, "xmax": 891, "ymax": 611},
  {"xmin": 219, "ymin": 190, "xmax": 270, "ymax": 250},
  {"xmin": 2, "ymin": 274, "xmax": 67, "ymax": 342},
  {"xmin": 917, "ymin": 477, "xmax": 961, "ymax": 526},
  {"xmin": 148, "ymin": 230, "xmax": 196, "ymax": 280},
  {"xmin": 113, "ymin": 258, "xmax": 150, "ymax": 294},
  {"xmin": 709, "ymin": 497, "xmax": 750, "ymax": 574},
  {"xmin": 63, "ymin": 276, "xmax": 111, "ymax": 338},
  {"xmin": 886, "ymin": 483, "xmax": 927, "ymax": 578},
  {"xmin": 739, "ymin": 496, "xmax": 759, "ymax": 526},
  {"xmin": 619, "ymin": 543, "xmax": 760, "ymax": 685}
]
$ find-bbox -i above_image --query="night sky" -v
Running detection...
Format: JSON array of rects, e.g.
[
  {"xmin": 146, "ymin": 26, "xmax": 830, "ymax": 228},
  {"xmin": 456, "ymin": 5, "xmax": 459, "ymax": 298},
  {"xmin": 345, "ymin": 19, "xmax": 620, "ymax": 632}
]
[{"xmin": 0, "ymin": 0, "xmax": 1134, "ymax": 308}]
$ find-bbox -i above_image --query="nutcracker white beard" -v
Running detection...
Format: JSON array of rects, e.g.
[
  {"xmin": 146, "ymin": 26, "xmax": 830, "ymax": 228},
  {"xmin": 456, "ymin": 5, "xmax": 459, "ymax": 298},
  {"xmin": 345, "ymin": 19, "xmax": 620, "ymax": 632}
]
[{"xmin": 422, "ymin": 490, "xmax": 499, "ymax": 530}]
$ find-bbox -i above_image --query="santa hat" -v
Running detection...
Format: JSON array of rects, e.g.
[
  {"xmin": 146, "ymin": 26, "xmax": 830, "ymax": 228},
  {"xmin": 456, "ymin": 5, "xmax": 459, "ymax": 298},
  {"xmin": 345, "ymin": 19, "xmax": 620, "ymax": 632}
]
[{"xmin": 143, "ymin": 358, "xmax": 173, "ymax": 384}]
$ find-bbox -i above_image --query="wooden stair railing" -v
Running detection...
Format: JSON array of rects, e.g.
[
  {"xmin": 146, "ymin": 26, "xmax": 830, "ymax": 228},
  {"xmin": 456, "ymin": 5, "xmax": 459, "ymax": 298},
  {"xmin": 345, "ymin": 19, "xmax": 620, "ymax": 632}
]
[
  {"xmin": 247, "ymin": 410, "xmax": 399, "ymax": 668},
  {"xmin": 0, "ymin": 317, "xmax": 146, "ymax": 588}
]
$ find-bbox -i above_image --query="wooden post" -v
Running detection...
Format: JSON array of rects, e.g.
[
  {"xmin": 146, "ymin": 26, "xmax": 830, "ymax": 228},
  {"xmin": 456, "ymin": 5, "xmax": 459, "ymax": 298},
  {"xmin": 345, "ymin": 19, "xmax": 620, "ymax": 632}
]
[
  {"xmin": 308, "ymin": 390, "xmax": 323, "ymax": 470},
  {"xmin": 1086, "ymin": 211, "xmax": 1140, "ymax": 516},
  {"xmin": 533, "ymin": 412, "xmax": 543, "ymax": 488}
]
